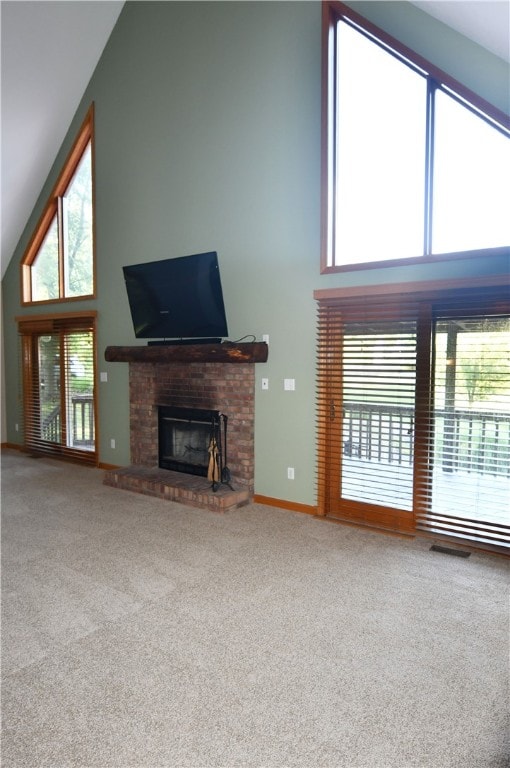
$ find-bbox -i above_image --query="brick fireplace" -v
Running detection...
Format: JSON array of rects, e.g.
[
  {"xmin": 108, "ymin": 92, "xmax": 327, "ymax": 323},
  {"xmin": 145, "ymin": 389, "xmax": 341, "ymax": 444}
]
[{"xmin": 103, "ymin": 342, "xmax": 267, "ymax": 512}]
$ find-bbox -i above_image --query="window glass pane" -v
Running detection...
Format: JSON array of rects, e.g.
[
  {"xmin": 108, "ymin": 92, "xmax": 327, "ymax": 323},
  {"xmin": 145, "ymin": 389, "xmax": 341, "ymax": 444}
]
[
  {"xmin": 62, "ymin": 143, "xmax": 93, "ymax": 297},
  {"xmin": 31, "ymin": 218, "xmax": 59, "ymax": 301},
  {"xmin": 433, "ymin": 92, "xmax": 510, "ymax": 254},
  {"xmin": 64, "ymin": 331, "xmax": 95, "ymax": 451},
  {"xmin": 335, "ymin": 23, "xmax": 427, "ymax": 265},
  {"xmin": 431, "ymin": 317, "xmax": 510, "ymax": 527},
  {"xmin": 37, "ymin": 334, "xmax": 61, "ymax": 444},
  {"xmin": 341, "ymin": 321, "xmax": 417, "ymax": 511}
]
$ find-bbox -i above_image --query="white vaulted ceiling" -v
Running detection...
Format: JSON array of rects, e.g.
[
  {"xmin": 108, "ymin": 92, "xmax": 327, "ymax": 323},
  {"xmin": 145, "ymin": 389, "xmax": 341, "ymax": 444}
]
[
  {"xmin": 1, "ymin": 1, "xmax": 509, "ymax": 278},
  {"xmin": 1, "ymin": 1, "xmax": 124, "ymax": 277},
  {"xmin": 410, "ymin": 1, "xmax": 510, "ymax": 62}
]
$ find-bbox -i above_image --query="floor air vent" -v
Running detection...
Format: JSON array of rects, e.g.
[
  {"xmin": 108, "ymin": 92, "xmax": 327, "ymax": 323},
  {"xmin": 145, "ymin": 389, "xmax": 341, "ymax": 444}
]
[{"xmin": 430, "ymin": 544, "xmax": 471, "ymax": 558}]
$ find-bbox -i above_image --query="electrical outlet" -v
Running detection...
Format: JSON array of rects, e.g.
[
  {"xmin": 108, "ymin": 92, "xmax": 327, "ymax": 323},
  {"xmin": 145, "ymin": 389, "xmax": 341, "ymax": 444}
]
[
  {"xmin": 284, "ymin": 378, "xmax": 295, "ymax": 391},
  {"xmin": 262, "ymin": 334, "xmax": 269, "ymax": 344},
  {"xmin": 110, "ymin": 438, "xmax": 116, "ymax": 449},
  {"xmin": 261, "ymin": 378, "xmax": 269, "ymax": 390},
  {"xmin": 15, "ymin": 423, "xmax": 19, "ymax": 432},
  {"xmin": 287, "ymin": 467, "xmax": 295, "ymax": 480},
  {"xmin": 100, "ymin": 371, "xmax": 108, "ymax": 383}
]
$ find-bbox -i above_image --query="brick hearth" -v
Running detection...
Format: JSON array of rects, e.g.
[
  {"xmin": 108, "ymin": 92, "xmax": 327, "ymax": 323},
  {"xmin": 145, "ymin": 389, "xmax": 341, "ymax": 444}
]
[
  {"xmin": 103, "ymin": 466, "xmax": 250, "ymax": 512},
  {"xmin": 103, "ymin": 357, "xmax": 256, "ymax": 512}
]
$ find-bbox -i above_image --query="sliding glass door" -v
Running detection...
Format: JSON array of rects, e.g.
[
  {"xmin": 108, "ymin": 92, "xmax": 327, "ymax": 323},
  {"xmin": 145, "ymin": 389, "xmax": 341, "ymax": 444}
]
[
  {"xmin": 340, "ymin": 320, "xmax": 417, "ymax": 514},
  {"xmin": 317, "ymin": 287, "xmax": 510, "ymax": 550},
  {"xmin": 19, "ymin": 315, "xmax": 97, "ymax": 465},
  {"xmin": 425, "ymin": 315, "xmax": 510, "ymax": 544},
  {"xmin": 317, "ymin": 301, "xmax": 420, "ymax": 534}
]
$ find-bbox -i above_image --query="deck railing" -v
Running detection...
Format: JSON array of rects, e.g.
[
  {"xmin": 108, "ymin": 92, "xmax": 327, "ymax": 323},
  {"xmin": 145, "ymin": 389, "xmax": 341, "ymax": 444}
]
[
  {"xmin": 42, "ymin": 404, "xmax": 61, "ymax": 443},
  {"xmin": 343, "ymin": 402, "xmax": 510, "ymax": 477},
  {"xmin": 42, "ymin": 395, "xmax": 94, "ymax": 447},
  {"xmin": 71, "ymin": 395, "xmax": 95, "ymax": 445}
]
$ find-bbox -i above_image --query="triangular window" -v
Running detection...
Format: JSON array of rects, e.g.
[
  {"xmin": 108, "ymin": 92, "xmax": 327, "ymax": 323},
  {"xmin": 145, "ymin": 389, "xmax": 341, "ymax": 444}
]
[
  {"xmin": 22, "ymin": 106, "xmax": 95, "ymax": 303},
  {"xmin": 432, "ymin": 90, "xmax": 509, "ymax": 254},
  {"xmin": 322, "ymin": 3, "xmax": 510, "ymax": 271}
]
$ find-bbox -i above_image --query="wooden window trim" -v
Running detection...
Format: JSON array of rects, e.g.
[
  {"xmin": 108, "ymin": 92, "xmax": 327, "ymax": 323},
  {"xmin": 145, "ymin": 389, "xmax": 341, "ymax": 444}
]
[
  {"xmin": 20, "ymin": 104, "xmax": 96, "ymax": 305},
  {"xmin": 314, "ymin": 266, "xmax": 510, "ymax": 303},
  {"xmin": 321, "ymin": 1, "xmax": 510, "ymax": 274},
  {"xmin": 16, "ymin": 310, "xmax": 98, "ymax": 334}
]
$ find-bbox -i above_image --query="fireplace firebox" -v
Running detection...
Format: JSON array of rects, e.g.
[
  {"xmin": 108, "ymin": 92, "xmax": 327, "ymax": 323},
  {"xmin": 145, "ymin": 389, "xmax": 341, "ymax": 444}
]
[{"xmin": 158, "ymin": 405, "xmax": 230, "ymax": 489}]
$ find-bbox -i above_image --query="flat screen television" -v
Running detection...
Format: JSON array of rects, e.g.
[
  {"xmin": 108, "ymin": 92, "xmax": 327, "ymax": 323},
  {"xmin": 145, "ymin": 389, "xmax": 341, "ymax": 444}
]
[{"xmin": 122, "ymin": 251, "xmax": 229, "ymax": 344}]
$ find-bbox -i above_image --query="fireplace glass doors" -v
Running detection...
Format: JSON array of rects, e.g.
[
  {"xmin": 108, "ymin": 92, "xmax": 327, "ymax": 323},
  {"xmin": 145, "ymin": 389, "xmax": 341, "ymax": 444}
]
[{"xmin": 158, "ymin": 406, "xmax": 222, "ymax": 478}]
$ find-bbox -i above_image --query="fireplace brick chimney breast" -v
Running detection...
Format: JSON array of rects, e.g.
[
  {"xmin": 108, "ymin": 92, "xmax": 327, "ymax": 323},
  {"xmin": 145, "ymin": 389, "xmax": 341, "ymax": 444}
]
[
  {"xmin": 103, "ymin": 342, "xmax": 266, "ymax": 511},
  {"xmin": 129, "ymin": 361, "xmax": 255, "ymax": 493}
]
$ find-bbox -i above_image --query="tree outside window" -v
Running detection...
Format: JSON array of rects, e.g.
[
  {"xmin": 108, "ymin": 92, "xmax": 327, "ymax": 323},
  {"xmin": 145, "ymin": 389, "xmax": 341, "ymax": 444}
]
[{"xmin": 21, "ymin": 106, "xmax": 95, "ymax": 304}]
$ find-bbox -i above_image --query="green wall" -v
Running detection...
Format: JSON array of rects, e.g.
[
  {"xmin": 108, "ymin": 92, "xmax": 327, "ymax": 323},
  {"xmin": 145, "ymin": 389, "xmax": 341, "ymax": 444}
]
[{"xmin": 2, "ymin": 1, "xmax": 508, "ymax": 506}]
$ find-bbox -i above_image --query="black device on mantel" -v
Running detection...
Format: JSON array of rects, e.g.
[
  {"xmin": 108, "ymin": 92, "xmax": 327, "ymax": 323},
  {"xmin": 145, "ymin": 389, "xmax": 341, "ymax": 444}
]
[{"xmin": 122, "ymin": 251, "xmax": 229, "ymax": 345}]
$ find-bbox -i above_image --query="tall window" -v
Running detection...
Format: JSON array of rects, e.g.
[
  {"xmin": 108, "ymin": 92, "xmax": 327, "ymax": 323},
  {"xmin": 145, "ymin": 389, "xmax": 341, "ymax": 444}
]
[
  {"xmin": 322, "ymin": 2, "xmax": 510, "ymax": 271},
  {"xmin": 21, "ymin": 105, "xmax": 95, "ymax": 303}
]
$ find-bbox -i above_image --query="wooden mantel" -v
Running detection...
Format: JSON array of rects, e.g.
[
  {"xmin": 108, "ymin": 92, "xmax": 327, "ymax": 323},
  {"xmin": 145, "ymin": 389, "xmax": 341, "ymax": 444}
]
[{"xmin": 104, "ymin": 341, "xmax": 268, "ymax": 364}]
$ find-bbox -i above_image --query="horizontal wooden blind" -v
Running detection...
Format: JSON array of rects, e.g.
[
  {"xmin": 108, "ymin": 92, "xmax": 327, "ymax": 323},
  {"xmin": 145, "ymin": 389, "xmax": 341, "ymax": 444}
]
[
  {"xmin": 18, "ymin": 314, "xmax": 97, "ymax": 465},
  {"xmin": 316, "ymin": 297, "xmax": 420, "ymax": 529},
  {"xmin": 317, "ymin": 285, "xmax": 510, "ymax": 550},
  {"xmin": 316, "ymin": 301, "xmax": 343, "ymax": 517},
  {"xmin": 415, "ymin": 294, "xmax": 510, "ymax": 549},
  {"xmin": 341, "ymin": 319, "xmax": 417, "ymax": 510}
]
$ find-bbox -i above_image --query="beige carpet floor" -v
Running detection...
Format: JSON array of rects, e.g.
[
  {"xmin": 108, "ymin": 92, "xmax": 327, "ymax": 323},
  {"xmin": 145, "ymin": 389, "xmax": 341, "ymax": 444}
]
[{"xmin": 1, "ymin": 448, "xmax": 509, "ymax": 767}]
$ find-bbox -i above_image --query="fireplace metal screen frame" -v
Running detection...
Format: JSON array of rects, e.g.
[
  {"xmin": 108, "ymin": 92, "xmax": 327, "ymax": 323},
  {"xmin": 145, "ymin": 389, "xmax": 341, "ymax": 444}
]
[{"xmin": 158, "ymin": 405, "xmax": 221, "ymax": 476}]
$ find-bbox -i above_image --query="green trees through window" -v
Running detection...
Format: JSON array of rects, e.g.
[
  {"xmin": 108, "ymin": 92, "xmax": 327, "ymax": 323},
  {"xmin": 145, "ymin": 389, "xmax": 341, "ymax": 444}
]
[
  {"xmin": 22, "ymin": 106, "xmax": 94, "ymax": 303},
  {"xmin": 62, "ymin": 144, "xmax": 94, "ymax": 298}
]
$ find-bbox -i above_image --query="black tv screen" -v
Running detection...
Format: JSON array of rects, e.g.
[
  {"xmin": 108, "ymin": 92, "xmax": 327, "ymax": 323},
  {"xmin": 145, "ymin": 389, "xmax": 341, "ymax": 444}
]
[{"xmin": 122, "ymin": 251, "xmax": 229, "ymax": 342}]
